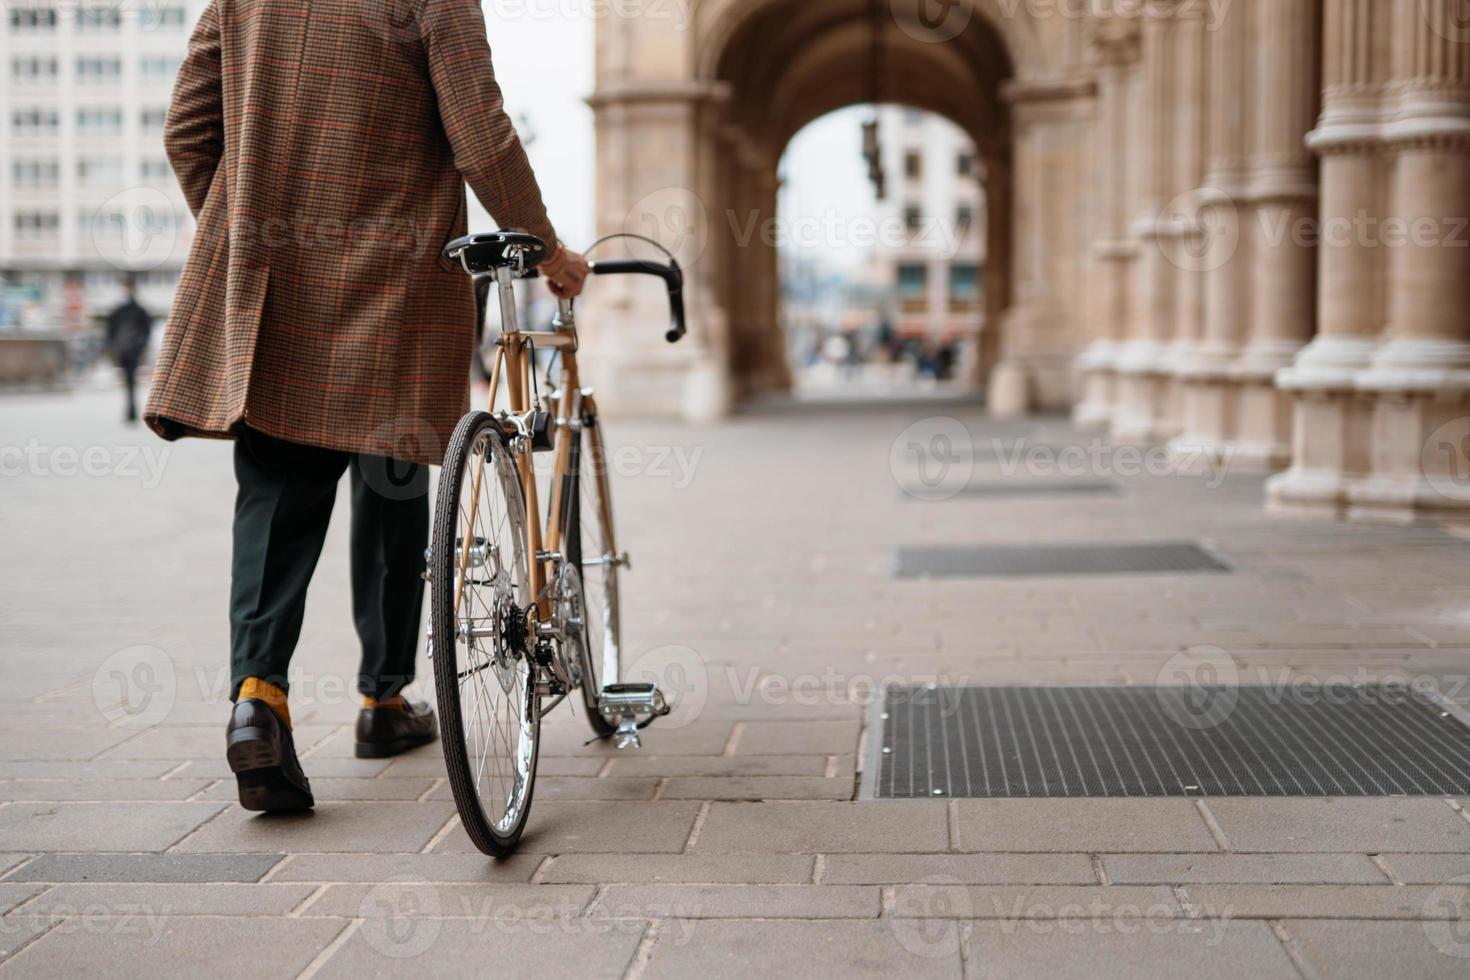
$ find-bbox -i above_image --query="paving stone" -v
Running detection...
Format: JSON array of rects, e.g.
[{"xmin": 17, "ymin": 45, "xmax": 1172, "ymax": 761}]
[
  {"xmin": 176, "ymin": 755, "xmax": 393, "ymax": 779},
  {"xmin": 661, "ymin": 776, "xmax": 853, "ymax": 800},
  {"xmin": 0, "ymin": 885, "xmax": 43, "ymax": 916},
  {"xmin": 732, "ymin": 720, "xmax": 862, "ymax": 756},
  {"xmin": 0, "ymin": 802, "xmax": 225, "ymax": 852},
  {"xmin": 0, "ymin": 729, "xmax": 136, "ymax": 762},
  {"xmin": 537, "ymin": 718, "xmax": 734, "ymax": 757},
  {"xmin": 952, "ymin": 801, "xmax": 1217, "ymax": 852},
  {"xmin": 13, "ymin": 882, "xmax": 317, "ymax": 916},
  {"xmin": 964, "ymin": 919, "xmax": 1298, "ymax": 980},
  {"xmin": 200, "ymin": 777, "xmax": 434, "ymax": 802},
  {"xmin": 0, "ymin": 761, "xmax": 177, "ymax": 780},
  {"xmin": 173, "ymin": 801, "xmax": 457, "ymax": 854},
  {"xmin": 1378, "ymin": 853, "xmax": 1470, "ymax": 884},
  {"xmin": 641, "ymin": 919, "xmax": 961, "ymax": 980},
  {"xmin": 604, "ymin": 755, "xmax": 834, "ymax": 777},
  {"xmin": 592, "ymin": 884, "xmax": 880, "ymax": 919},
  {"xmin": 542, "ymin": 853, "xmax": 815, "ymax": 884},
  {"xmin": 893, "ymin": 884, "xmax": 1181, "ymax": 919},
  {"xmin": 1102, "ymin": 853, "xmax": 1387, "ymax": 885},
  {"xmin": 2, "ymin": 914, "xmax": 346, "ymax": 978},
  {"xmin": 105, "ymin": 724, "xmax": 335, "ymax": 759},
  {"xmin": 1182, "ymin": 884, "xmax": 1467, "ymax": 919},
  {"xmin": 427, "ymin": 776, "xmax": 658, "ymax": 802},
  {"xmin": 306, "ymin": 882, "xmax": 596, "ymax": 918},
  {"xmin": 372, "ymin": 749, "xmax": 613, "ymax": 778},
  {"xmin": 822, "ymin": 853, "xmax": 1098, "ymax": 885},
  {"xmin": 0, "ymin": 779, "xmax": 212, "ymax": 801},
  {"xmin": 1284, "ymin": 919, "xmax": 1470, "ymax": 979},
  {"xmin": 694, "ymin": 802, "xmax": 949, "ymax": 853},
  {"xmin": 314, "ymin": 916, "xmax": 644, "ymax": 979},
  {"xmin": 435, "ymin": 802, "xmax": 702, "ymax": 854},
  {"xmin": 0, "ymin": 916, "xmax": 55, "ymax": 963},
  {"xmin": 268, "ymin": 851, "xmax": 541, "ymax": 883},
  {"xmin": 1204, "ymin": 799, "xmax": 1470, "ymax": 853},
  {"xmin": 0, "ymin": 855, "xmax": 30, "ymax": 879},
  {"xmin": 7, "ymin": 852, "xmax": 283, "ymax": 883}
]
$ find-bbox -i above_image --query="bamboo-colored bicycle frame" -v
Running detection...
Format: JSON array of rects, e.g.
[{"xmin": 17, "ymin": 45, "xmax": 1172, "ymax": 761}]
[{"xmin": 453, "ymin": 262, "xmax": 617, "ymax": 631}]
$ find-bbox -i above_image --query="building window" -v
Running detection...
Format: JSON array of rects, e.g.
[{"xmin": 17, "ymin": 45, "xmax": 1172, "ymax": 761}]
[
  {"xmin": 949, "ymin": 263, "xmax": 982, "ymax": 312},
  {"xmin": 78, "ymin": 157, "xmax": 126, "ymax": 185},
  {"xmin": 904, "ymin": 151, "xmax": 922, "ymax": 180},
  {"xmin": 141, "ymin": 108, "xmax": 168, "ymax": 132},
  {"xmin": 76, "ymin": 56, "xmax": 122, "ymax": 83},
  {"xmin": 11, "ymin": 56, "xmax": 59, "ymax": 82},
  {"xmin": 903, "ymin": 204, "xmax": 922, "ymax": 233},
  {"xmin": 76, "ymin": 107, "xmax": 124, "ymax": 134},
  {"xmin": 10, "ymin": 6, "xmax": 58, "ymax": 30},
  {"xmin": 140, "ymin": 5, "xmax": 188, "ymax": 29},
  {"xmin": 957, "ymin": 152, "xmax": 974, "ymax": 177},
  {"xmin": 141, "ymin": 56, "xmax": 181, "ymax": 80},
  {"xmin": 897, "ymin": 263, "xmax": 927, "ymax": 313},
  {"xmin": 955, "ymin": 205, "xmax": 974, "ymax": 236},
  {"xmin": 14, "ymin": 212, "xmax": 61, "ymax": 239},
  {"xmin": 12, "ymin": 160, "xmax": 61, "ymax": 188},
  {"xmin": 11, "ymin": 108, "xmax": 61, "ymax": 135},
  {"xmin": 76, "ymin": 6, "xmax": 122, "ymax": 30},
  {"xmin": 141, "ymin": 158, "xmax": 173, "ymax": 180}
]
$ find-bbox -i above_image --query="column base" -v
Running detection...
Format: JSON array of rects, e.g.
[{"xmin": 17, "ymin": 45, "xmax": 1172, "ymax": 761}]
[
  {"xmin": 987, "ymin": 353, "xmax": 1075, "ymax": 417},
  {"xmin": 1073, "ymin": 341, "xmax": 1118, "ymax": 429},
  {"xmin": 1228, "ymin": 376, "xmax": 1293, "ymax": 471}
]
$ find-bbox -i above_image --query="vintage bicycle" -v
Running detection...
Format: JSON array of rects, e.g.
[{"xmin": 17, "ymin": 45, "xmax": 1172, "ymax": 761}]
[{"xmin": 427, "ymin": 229, "xmax": 682, "ymax": 855}]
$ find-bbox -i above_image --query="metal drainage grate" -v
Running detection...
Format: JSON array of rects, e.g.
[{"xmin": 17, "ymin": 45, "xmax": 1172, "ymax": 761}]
[
  {"xmin": 892, "ymin": 541, "xmax": 1229, "ymax": 579},
  {"xmin": 863, "ymin": 685, "xmax": 1470, "ymax": 798}
]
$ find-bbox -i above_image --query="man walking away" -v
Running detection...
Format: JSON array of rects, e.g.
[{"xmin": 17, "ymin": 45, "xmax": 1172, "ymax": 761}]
[
  {"xmin": 105, "ymin": 278, "xmax": 153, "ymax": 423},
  {"xmin": 144, "ymin": 0, "xmax": 589, "ymax": 813}
]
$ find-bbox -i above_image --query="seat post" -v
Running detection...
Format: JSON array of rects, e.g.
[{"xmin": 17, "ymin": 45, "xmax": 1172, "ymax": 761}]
[{"xmin": 494, "ymin": 264, "xmax": 519, "ymax": 335}]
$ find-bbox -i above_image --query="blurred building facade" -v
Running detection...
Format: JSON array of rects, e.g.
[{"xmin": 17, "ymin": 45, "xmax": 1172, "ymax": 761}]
[
  {"xmin": 589, "ymin": 0, "xmax": 1470, "ymax": 524},
  {"xmin": 870, "ymin": 107, "xmax": 986, "ymax": 345},
  {"xmin": 0, "ymin": 1, "xmax": 203, "ymax": 330}
]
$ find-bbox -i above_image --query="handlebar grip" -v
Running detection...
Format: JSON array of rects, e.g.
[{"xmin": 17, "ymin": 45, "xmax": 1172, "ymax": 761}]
[
  {"xmin": 588, "ymin": 257, "xmax": 686, "ymax": 344},
  {"xmin": 666, "ymin": 269, "xmax": 685, "ymax": 344}
]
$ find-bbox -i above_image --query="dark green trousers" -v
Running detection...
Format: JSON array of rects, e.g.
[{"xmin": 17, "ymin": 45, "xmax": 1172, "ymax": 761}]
[{"xmin": 230, "ymin": 427, "xmax": 428, "ymax": 701}]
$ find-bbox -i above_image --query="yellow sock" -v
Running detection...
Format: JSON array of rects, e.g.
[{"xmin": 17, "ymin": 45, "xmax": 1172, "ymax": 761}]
[
  {"xmin": 239, "ymin": 677, "xmax": 291, "ymax": 730},
  {"xmin": 363, "ymin": 695, "xmax": 408, "ymax": 711}
]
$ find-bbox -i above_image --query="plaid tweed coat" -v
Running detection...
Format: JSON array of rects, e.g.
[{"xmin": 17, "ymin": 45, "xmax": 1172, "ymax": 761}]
[{"xmin": 145, "ymin": 0, "xmax": 557, "ymax": 465}]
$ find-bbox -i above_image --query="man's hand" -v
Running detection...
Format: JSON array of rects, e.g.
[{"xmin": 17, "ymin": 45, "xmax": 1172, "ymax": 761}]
[{"xmin": 539, "ymin": 245, "xmax": 589, "ymax": 299}]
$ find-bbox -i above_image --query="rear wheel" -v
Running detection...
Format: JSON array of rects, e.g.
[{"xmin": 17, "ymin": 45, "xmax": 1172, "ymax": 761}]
[
  {"xmin": 430, "ymin": 412, "xmax": 539, "ymax": 855},
  {"xmin": 561, "ymin": 413, "xmax": 622, "ymax": 736}
]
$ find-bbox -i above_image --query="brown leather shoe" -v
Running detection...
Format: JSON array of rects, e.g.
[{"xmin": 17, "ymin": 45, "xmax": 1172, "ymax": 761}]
[
  {"xmin": 226, "ymin": 699, "xmax": 314, "ymax": 812},
  {"xmin": 355, "ymin": 700, "xmax": 438, "ymax": 758}
]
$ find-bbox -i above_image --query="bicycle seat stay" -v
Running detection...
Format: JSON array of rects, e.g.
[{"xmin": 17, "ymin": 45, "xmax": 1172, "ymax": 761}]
[{"xmin": 443, "ymin": 231, "xmax": 548, "ymax": 277}]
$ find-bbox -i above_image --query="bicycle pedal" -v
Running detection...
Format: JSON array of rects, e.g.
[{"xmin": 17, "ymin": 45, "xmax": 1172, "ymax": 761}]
[{"xmin": 598, "ymin": 683, "xmax": 669, "ymax": 750}]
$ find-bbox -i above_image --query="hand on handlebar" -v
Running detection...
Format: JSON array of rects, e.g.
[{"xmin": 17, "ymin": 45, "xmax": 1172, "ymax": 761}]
[{"xmin": 538, "ymin": 245, "xmax": 589, "ymax": 299}]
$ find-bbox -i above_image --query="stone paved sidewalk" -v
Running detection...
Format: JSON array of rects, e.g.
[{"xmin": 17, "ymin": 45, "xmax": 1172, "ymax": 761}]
[{"xmin": 3, "ymin": 389, "xmax": 1470, "ymax": 978}]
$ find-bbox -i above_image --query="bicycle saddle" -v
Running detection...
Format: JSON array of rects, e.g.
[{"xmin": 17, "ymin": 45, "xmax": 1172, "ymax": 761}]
[{"xmin": 443, "ymin": 231, "xmax": 549, "ymax": 277}]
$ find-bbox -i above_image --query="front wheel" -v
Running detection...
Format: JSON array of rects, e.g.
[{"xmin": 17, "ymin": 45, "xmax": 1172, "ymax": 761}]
[
  {"xmin": 561, "ymin": 411, "xmax": 622, "ymax": 737},
  {"xmin": 430, "ymin": 412, "xmax": 539, "ymax": 855}
]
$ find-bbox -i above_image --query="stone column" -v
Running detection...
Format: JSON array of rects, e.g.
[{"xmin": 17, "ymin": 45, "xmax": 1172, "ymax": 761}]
[
  {"xmin": 1173, "ymin": 0, "xmax": 1253, "ymax": 462},
  {"xmin": 1347, "ymin": 0, "xmax": 1470, "ymax": 522},
  {"xmin": 1158, "ymin": 7, "xmax": 1210, "ymax": 441},
  {"xmin": 1268, "ymin": 0, "xmax": 1388, "ymax": 515},
  {"xmin": 1111, "ymin": 9, "xmax": 1177, "ymax": 443},
  {"xmin": 988, "ymin": 79, "xmax": 1098, "ymax": 418},
  {"xmin": 1231, "ymin": 0, "xmax": 1320, "ymax": 469},
  {"xmin": 1075, "ymin": 18, "xmax": 1143, "ymax": 429}
]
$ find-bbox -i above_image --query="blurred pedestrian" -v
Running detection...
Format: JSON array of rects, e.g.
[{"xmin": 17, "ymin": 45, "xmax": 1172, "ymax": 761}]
[{"xmin": 104, "ymin": 278, "xmax": 153, "ymax": 423}]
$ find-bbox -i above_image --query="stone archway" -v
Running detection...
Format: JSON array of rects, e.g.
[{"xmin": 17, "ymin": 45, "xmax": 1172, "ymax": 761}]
[{"xmin": 584, "ymin": 0, "xmax": 1095, "ymax": 420}]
